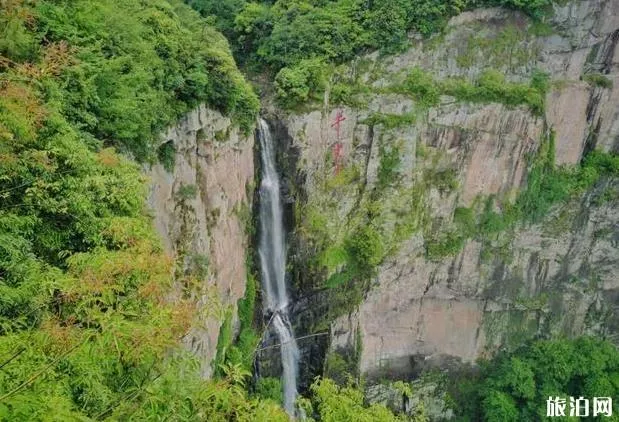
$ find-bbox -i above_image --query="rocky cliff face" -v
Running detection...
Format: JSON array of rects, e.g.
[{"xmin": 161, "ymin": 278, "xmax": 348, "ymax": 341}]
[
  {"xmin": 270, "ymin": 0, "xmax": 619, "ymax": 380},
  {"xmin": 147, "ymin": 105, "xmax": 254, "ymax": 378},
  {"xmin": 334, "ymin": 182, "xmax": 618, "ymax": 379}
]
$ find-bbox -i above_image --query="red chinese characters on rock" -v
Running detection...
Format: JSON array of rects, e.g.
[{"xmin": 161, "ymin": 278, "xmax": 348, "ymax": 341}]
[
  {"xmin": 331, "ymin": 110, "xmax": 346, "ymax": 175},
  {"xmin": 332, "ymin": 142, "xmax": 343, "ymax": 175}
]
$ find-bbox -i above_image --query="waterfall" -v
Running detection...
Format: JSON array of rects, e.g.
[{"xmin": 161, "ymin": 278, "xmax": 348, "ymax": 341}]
[{"xmin": 257, "ymin": 118, "xmax": 302, "ymax": 417}]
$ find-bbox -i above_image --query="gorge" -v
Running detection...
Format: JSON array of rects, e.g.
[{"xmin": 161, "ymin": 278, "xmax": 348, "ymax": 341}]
[{"xmin": 1, "ymin": 0, "xmax": 618, "ymax": 420}]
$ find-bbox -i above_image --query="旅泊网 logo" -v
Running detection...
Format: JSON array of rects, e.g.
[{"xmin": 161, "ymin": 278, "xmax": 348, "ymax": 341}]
[{"xmin": 546, "ymin": 396, "xmax": 613, "ymax": 417}]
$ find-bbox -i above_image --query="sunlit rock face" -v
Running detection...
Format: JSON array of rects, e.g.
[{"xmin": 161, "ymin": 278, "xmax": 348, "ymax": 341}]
[{"xmin": 147, "ymin": 105, "xmax": 255, "ymax": 378}]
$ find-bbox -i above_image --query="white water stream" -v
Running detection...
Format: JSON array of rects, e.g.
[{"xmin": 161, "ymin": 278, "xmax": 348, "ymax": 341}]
[{"xmin": 257, "ymin": 119, "xmax": 301, "ymax": 416}]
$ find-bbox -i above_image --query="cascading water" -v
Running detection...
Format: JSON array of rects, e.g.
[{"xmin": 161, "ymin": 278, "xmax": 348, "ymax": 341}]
[{"xmin": 257, "ymin": 118, "xmax": 302, "ymax": 417}]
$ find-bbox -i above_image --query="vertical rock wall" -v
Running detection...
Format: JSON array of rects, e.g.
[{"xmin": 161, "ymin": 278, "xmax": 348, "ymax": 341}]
[
  {"xmin": 147, "ymin": 105, "xmax": 255, "ymax": 377},
  {"xmin": 272, "ymin": 0, "xmax": 619, "ymax": 380}
]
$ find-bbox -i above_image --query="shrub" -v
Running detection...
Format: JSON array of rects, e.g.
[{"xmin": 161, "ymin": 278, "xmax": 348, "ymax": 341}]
[
  {"xmin": 378, "ymin": 144, "xmax": 402, "ymax": 188},
  {"xmin": 213, "ymin": 309, "xmax": 234, "ymax": 374},
  {"xmin": 189, "ymin": 0, "xmax": 556, "ymax": 106},
  {"xmin": 176, "ymin": 184, "xmax": 199, "ymax": 200},
  {"xmin": 530, "ymin": 68, "xmax": 551, "ymax": 94},
  {"xmin": 395, "ymin": 68, "xmax": 547, "ymax": 114},
  {"xmin": 426, "ymin": 168, "xmax": 459, "ymax": 193},
  {"xmin": 425, "ymin": 230, "xmax": 466, "ymax": 260},
  {"xmin": 309, "ymin": 378, "xmax": 409, "ymax": 421},
  {"xmin": 495, "ymin": 0, "xmax": 552, "ymax": 17},
  {"xmin": 32, "ymin": 0, "xmax": 258, "ymax": 160},
  {"xmin": 584, "ymin": 73, "xmax": 614, "ymax": 89},
  {"xmin": 364, "ymin": 112, "xmax": 417, "ymax": 129},
  {"xmin": 467, "ymin": 69, "xmax": 544, "ymax": 114},
  {"xmin": 254, "ymin": 377, "xmax": 283, "ymax": 403},
  {"xmin": 400, "ymin": 67, "xmax": 441, "ymax": 107},
  {"xmin": 186, "ymin": 0, "xmax": 246, "ymax": 40},
  {"xmin": 428, "ymin": 136, "xmax": 619, "ymax": 259},
  {"xmin": 274, "ymin": 58, "xmax": 329, "ymax": 107},
  {"xmin": 345, "ymin": 224, "xmax": 385, "ymax": 276},
  {"xmin": 453, "ymin": 206, "xmax": 476, "ymax": 237},
  {"xmin": 0, "ymin": 4, "xmax": 263, "ymax": 418},
  {"xmin": 157, "ymin": 141, "xmax": 176, "ymax": 172}
]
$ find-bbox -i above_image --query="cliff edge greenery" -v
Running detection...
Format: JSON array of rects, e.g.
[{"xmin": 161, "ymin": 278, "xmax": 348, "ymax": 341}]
[{"xmin": 188, "ymin": 0, "xmax": 555, "ymax": 108}]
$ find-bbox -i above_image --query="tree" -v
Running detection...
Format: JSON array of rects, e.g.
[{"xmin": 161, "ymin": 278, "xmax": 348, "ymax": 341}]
[{"xmin": 453, "ymin": 338, "xmax": 619, "ymax": 421}]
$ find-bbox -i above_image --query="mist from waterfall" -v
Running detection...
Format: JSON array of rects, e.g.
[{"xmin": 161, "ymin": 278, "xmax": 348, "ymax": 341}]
[{"xmin": 257, "ymin": 118, "xmax": 302, "ymax": 417}]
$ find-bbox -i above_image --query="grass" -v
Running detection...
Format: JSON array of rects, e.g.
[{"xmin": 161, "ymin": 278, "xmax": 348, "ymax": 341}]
[
  {"xmin": 426, "ymin": 230, "xmax": 466, "ymax": 261},
  {"xmin": 457, "ymin": 25, "xmax": 532, "ymax": 69}
]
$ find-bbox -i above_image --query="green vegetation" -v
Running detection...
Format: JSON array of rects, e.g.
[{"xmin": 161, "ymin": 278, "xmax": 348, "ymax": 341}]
[
  {"xmin": 191, "ymin": 0, "xmax": 552, "ymax": 68},
  {"xmin": 157, "ymin": 141, "xmax": 177, "ymax": 172},
  {"xmin": 274, "ymin": 58, "xmax": 329, "ymax": 108},
  {"xmin": 305, "ymin": 378, "xmax": 420, "ymax": 421},
  {"xmin": 324, "ymin": 331, "xmax": 363, "ymax": 387},
  {"xmin": 364, "ymin": 112, "xmax": 418, "ymax": 129},
  {"xmin": 393, "ymin": 68, "xmax": 549, "ymax": 115},
  {"xmin": 325, "ymin": 163, "xmax": 362, "ymax": 190},
  {"xmin": 4, "ymin": 0, "xmax": 615, "ymax": 418},
  {"xmin": 323, "ymin": 221, "xmax": 385, "ymax": 288},
  {"xmin": 254, "ymin": 376, "xmax": 284, "ymax": 404},
  {"xmin": 395, "ymin": 68, "xmax": 442, "ymax": 107},
  {"xmin": 176, "ymin": 184, "xmax": 199, "ymax": 200},
  {"xmin": 213, "ymin": 308, "xmax": 234, "ymax": 374},
  {"xmin": 250, "ymin": 376, "xmax": 419, "ymax": 421},
  {"xmin": 378, "ymin": 144, "xmax": 403, "ymax": 189},
  {"xmin": 496, "ymin": 140, "xmax": 618, "ymax": 224},
  {"xmin": 325, "ymin": 352, "xmax": 358, "ymax": 386},
  {"xmin": 451, "ymin": 337, "xmax": 619, "ymax": 421},
  {"xmin": 426, "ymin": 230, "xmax": 467, "ymax": 260},
  {"xmin": 424, "ymin": 167, "xmax": 460, "ymax": 193},
  {"xmin": 0, "ymin": 0, "xmax": 295, "ymax": 419},
  {"xmin": 226, "ymin": 270, "xmax": 261, "ymax": 371},
  {"xmin": 188, "ymin": 0, "xmax": 554, "ymax": 108},
  {"xmin": 584, "ymin": 72, "xmax": 614, "ymax": 89},
  {"xmin": 457, "ymin": 25, "xmax": 538, "ymax": 69},
  {"xmin": 2, "ymin": 0, "xmax": 258, "ymax": 161},
  {"xmin": 346, "ymin": 224, "xmax": 386, "ymax": 277}
]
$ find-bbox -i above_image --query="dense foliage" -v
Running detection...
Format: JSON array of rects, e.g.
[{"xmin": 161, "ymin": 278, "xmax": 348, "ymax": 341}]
[
  {"xmin": 3, "ymin": 0, "xmax": 617, "ymax": 419},
  {"xmin": 0, "ymin": 1, "xmax": 420, "ymax": 419},
  {"xmin": 188, "ymin": 0, "xmax": 554, "ymax": 106},
  {"xmin": 2, "ymin": 0, "xmax": 258, "ymax": 161},
  {"xmin": 0, "ymin": 0, "xmax": 272, "ymax": 419},
  {"xmin": 192, "ymin": 0, "xmax": 553, "ymax": 66},
  {"xmin": 305, "ymin": 378, "xmax": 407, "ymax": 421},
  {"xmin": 451, "ymin": 337, "xmax": 619, "ymax": 421}
]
